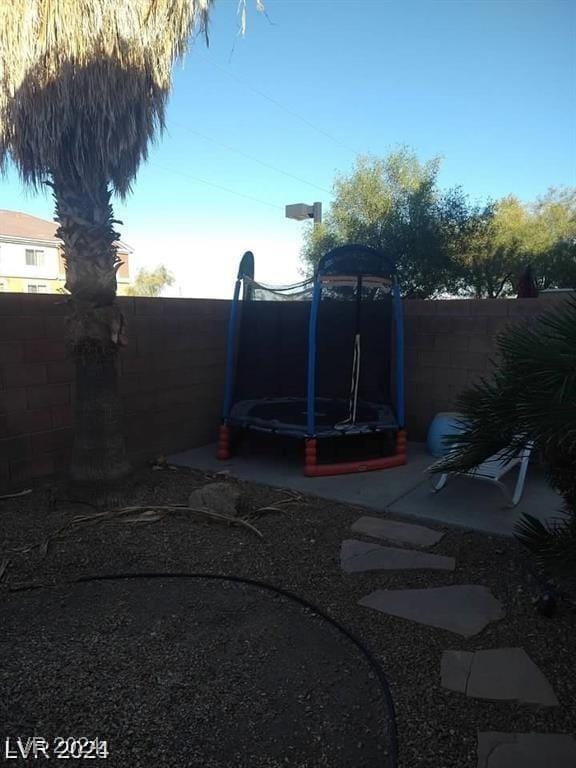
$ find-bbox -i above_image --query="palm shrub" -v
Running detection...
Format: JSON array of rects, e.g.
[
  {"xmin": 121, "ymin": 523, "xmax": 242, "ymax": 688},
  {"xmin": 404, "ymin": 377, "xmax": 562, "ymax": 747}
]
[{"xmin": 433, "ymin": 297, "xmax": 576, "ymax": 574}]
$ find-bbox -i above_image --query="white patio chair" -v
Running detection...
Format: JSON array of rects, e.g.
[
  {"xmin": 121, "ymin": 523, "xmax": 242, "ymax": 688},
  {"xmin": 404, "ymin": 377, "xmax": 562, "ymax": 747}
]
[{"xmin": 428, "ymin": 442, "xmax": 534, "ymax": 508}]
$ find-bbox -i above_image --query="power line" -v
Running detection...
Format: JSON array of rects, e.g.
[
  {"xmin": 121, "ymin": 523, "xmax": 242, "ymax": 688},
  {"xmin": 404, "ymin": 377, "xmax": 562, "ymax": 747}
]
[
  {"xmin": 201, "ymin": 53, "xmax": 361, "ymax": 157},
  {"xmin": 170, "ymin": 120, "xmax": 330, "ymax": 194},
  {"xmin": 149, "ymin": 161, "xmax": 284, "ymax": 211}
]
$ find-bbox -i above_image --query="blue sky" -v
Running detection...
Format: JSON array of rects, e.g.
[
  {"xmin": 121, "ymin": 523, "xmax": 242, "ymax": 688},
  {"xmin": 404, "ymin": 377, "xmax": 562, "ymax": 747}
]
[{"xmin": 2, "ymin": 0, "xmax": 575, "ymax": 296}]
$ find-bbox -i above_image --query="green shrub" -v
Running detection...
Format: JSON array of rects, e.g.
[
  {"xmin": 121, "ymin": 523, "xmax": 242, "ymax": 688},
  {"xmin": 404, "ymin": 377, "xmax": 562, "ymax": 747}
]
[{"xmin": 433, "ymin": 297, "xmax": 576, "ymax": 574}]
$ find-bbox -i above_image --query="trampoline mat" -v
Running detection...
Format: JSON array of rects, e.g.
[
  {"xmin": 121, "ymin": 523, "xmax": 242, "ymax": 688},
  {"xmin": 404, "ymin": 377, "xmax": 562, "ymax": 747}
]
[
  {"xmin": 1, "ymin": 577, "xmax": 395, "ymax": 768},
  {"xmin": 228, "ymin": 397, "xmax": 398, "ymax": 437}
]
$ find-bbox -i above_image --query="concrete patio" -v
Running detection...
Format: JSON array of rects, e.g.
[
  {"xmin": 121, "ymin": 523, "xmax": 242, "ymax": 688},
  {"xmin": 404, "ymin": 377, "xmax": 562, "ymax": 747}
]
[{"xmin": 169, "ymin": 441, "xmax": 564, "ymax": 537}]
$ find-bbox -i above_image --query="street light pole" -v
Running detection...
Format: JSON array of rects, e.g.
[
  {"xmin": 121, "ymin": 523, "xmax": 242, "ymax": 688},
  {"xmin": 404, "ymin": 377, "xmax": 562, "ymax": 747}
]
[
  {"xmin": 312, "ymin": 202, "xmax": 322, "ymax": 226},
  {"xmin": 285, "ymin": 202, "xmax": 322, "ymax": 228}
]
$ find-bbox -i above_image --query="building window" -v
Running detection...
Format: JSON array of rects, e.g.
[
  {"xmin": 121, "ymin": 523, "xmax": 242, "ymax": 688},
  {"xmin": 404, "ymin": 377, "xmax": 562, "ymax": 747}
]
[
  {"xmin": 27, "ymin": 283, "xmax": 48, "ymax": 294},
  {"xmin": 25, "ymin": 248, "xmax": 45, "ymax": 267}
]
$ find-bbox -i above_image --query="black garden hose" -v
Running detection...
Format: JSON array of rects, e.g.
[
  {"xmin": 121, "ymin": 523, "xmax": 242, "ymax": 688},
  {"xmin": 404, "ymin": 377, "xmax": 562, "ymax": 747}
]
[{"xmin": 9, "ymin": 571, "xmax": 399, "ymax": 767}]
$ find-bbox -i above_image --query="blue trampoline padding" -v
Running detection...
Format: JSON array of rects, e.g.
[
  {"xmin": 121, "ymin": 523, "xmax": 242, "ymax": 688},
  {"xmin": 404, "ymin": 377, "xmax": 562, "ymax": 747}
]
[
  {"xmin": 427, "ymin": 412, "xmax": 467, "ymax": 457},
  {"xmin": 228, "ymin": 397, "xmax": 398, "ymax": 438}
]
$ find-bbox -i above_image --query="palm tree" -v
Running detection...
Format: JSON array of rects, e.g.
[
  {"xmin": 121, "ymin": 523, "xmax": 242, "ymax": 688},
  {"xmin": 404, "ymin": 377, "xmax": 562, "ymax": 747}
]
[
  {"xmin": 433, "ymin": 297, "xmax": 576, "ymax": 574},
  {"xmin": 0, "ymin": 1, "xmax": 213, "ymax": 497}
]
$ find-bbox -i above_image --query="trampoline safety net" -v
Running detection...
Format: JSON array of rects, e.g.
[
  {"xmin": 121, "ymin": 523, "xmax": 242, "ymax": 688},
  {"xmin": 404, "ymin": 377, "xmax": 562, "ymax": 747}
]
[
  {"xmin": 220, "ymin": 244, "xmax": 406, "ymax": 474},
  {"xmin": 233, "ymin": 292, "xmax": 393, "ymax": 408}
]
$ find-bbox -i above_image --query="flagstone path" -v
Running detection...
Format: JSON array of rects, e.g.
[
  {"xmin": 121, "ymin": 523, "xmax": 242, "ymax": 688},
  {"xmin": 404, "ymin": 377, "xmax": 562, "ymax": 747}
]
[
  {"xmin": 359, "ymin": 585, "xmax": 504, "ymax": 637},
  {"xmin": 477, "ymin": 732, "xmax": 576, "ymax": 768},
  {"xmin": 441, "ymin": 648, "xmax": 559, "ymax": 706},
  {"xmin": 343, "ymin": 515, "xmax": 574, "ymax": 767},
  {"xmin": 350, "ymin": 515, "xmax": 444, "ymax": 547},
  {"xmin": 340, "ymin": 539, "xmax": 455, "ymax": 573}
]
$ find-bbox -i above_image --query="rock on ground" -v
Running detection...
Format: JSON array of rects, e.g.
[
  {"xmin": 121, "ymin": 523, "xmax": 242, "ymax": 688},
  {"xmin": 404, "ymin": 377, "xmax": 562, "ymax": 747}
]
[{"xmin": 188, "ymin": 482, "xmax": 242, "ymax": 517}]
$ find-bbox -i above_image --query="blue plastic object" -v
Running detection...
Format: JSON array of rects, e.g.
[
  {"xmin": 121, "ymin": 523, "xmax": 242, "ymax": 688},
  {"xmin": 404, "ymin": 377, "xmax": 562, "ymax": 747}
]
[{"xmin": 427, "ymin": 412, "xmax": 466, "ymax": 457}]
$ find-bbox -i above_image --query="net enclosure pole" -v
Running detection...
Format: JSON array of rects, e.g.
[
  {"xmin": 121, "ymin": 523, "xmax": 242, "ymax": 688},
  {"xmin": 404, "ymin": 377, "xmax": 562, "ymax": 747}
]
[
  {"xmin": 351, "ymin": 275, "xmax": 363, "ymax": 423},
  {"xmin": 221, "ymin": 251, "xmax": 254, "ymax": 422},
  {"xmin": 218, "ymin": 277, "xmax": 241, "ymax": 460},
  {"xmin": 306, "ymin": 280, "xmax": 322, "ymax": 437},
  {"xmin": 218, "ymin": 252, "xmax": 254, "ymax": 461},
  {"xmin": 222, "ymin": 277, "xmax": 242, "ymax": 422},
  {"xmin": 393, "ymin": 279, "xmax": 405, "ymax": 428}
]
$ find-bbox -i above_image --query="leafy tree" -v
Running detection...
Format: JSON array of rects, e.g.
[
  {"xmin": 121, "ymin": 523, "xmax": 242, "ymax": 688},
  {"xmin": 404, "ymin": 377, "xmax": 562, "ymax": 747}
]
[
  {"xmin": 455, "ymin": 190, "xmax": 576, "ymax": 297},
  {"xmin": 529, "ymin": 188, "xmax": 576, "ymax": 290},
  {"xmin": 304, "ymin": 152, "xmax": 575, "ymax": 299},
  {"xmin": 433, "ymin": 299, "xmax": 576, "ymax": 575},
  {"xmin": 126, "ymin": 265, "xmax": 175, "ymax": 298},
  {"xmin": 302, "ymin": 150, "xmax": 464, "ymax": 298},
  {"xmin": 0, "ymin": 1, "xmax": 213, "ymax": 497},
  {"xmin": 453, "ymin": 197, "xmax": 527, "ymax": 298}
]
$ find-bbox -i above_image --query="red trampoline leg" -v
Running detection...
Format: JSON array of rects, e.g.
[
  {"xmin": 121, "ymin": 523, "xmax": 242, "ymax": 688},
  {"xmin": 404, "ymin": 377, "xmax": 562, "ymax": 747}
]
[
  {"xmin": 396, "ymin": 428, "xmax": 407, "ymax": 459},
  {"xmin": 304, "ymin": 438, "xmax": 318, "ymax": 475},
  {"xmin": 217, "ymin": 424, "xmax": 232, "ymax": 460},
  {"xmin": 303, "ymin": 429, "xmax": 408, "ymax": 477}
]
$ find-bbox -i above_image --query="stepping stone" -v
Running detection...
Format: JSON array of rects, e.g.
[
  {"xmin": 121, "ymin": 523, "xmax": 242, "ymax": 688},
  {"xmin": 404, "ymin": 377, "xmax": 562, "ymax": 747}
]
[
  {"xmin": 477, "ymin": 732, "xmax": 576, "ymax": 768},
  {"xmin": 351, "ymin": 516, "xmax": 444, "ymax": 547},
  {"xmin": 441, "ymin": 649, "xmax": 474, "ymax": 693},
  {"xmin": 352, "ymin": 517, "xmax": 444, "ymax": 547},
  {"xmin": 341, "ymin": 539, "xmax": 455, "ymax": 573},
  {"xmin": 442, "ymin": 648, "xmax": 558, "ymax": 706},
  {"xmin": 359, "ymin": 585, "xmax": 504, "ymax": 637}
]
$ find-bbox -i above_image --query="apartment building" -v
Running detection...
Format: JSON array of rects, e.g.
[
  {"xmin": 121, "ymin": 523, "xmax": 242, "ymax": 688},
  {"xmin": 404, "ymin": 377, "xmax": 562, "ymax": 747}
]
[{"xmin": 0, "ymin": 210, "xmax": 132, "ymax": 294}]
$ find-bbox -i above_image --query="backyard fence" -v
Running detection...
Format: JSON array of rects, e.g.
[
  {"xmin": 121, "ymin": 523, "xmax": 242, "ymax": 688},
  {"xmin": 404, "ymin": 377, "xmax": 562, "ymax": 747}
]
[{"xmin": 0, "ymin": 292, "xmax": 568, "ymax": 491}]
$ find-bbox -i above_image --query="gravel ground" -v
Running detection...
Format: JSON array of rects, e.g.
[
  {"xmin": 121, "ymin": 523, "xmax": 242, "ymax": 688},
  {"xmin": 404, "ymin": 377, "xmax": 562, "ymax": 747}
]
[
  {"xmin": 1, "ymin": 467, "xmax": 575, "ymax": 768},
  {"xmin": 1, "ymin": 579, "xmax": 389, "ymax": 768}
]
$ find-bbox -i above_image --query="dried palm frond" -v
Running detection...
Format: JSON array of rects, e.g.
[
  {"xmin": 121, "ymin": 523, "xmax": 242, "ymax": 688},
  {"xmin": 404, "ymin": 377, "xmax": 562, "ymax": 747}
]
[
  {"xmin": 0, "ymin": 0, "xmax": 214, "ymax": 195},
  {"xmin": 515, "ymin": 513, "xmax": 576, "ymax": 574},
  {"xmin": 0, "ymin": 557, "xmax": 9, "ymax": 583},
  {"xmin": 1, "ymin": 501, "xmax": 263, "ymax": 584},
  {"xmin": 251, "ymin": 490, "xmax": 308, "ymax": 517},
  {"xmin": 0, "ymin": 489, "xmax": 32, "ymax": 501}
]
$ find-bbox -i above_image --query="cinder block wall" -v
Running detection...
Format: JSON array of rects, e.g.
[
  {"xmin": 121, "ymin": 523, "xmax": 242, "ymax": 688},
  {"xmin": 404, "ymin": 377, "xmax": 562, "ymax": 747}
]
[
  {"xmin": 0, "ymin": 291, "xmax": 568, "ymax": 490},
  {"xmin": 0, "ymin": 294, "xmax": 229, "ymax": 490},
  {"xmin": 403, "ymin": 295, "xmax": 566, "ymax": 439}
]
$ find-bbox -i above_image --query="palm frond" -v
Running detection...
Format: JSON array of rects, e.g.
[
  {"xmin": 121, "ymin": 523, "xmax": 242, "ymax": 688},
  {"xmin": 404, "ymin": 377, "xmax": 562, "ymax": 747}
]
[
  {"xmin": 515, "ymin": 513, "xmax": 576, "ymax": 573},
  {"xmin": 0, "ymin": 0, "xmax": 214, "ymax": 195},
  {"xmin": 432, "ymin": 297, "xmax": 576, "ymax": 475},
  {"xmin": 431, "ymin": 376, "xmax": 522, "ymax": 473}
]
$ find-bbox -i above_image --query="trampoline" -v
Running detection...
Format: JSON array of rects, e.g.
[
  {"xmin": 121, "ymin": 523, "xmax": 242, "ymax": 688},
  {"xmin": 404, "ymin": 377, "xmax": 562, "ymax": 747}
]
[{"xmin": 218, "ymin": 244, "xmax": 407, "ymax": 476}]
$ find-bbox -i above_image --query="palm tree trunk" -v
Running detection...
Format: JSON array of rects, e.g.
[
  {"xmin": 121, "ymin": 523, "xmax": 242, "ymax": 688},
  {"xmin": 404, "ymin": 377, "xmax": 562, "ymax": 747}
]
[{"xmin": 52, "ymin": 173, "xmax": 131, "ymax": 496}]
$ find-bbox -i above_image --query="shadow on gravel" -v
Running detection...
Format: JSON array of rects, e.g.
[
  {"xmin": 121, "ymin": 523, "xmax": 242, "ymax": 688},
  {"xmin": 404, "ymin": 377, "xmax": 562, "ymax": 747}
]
[{"xmin": 1, "ymin": 575, "xmax": 396, "ymax": 768}]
